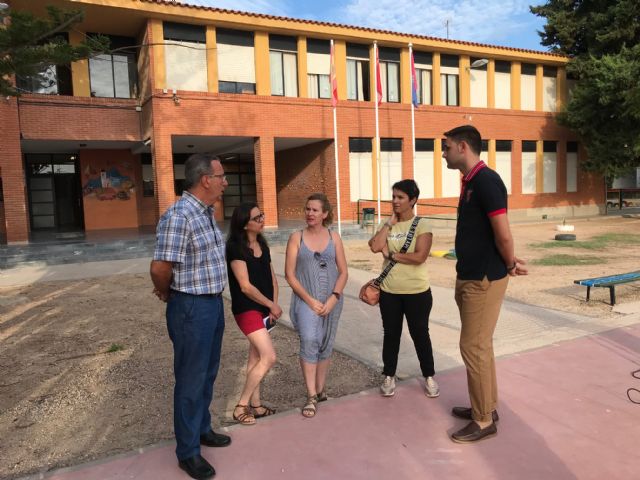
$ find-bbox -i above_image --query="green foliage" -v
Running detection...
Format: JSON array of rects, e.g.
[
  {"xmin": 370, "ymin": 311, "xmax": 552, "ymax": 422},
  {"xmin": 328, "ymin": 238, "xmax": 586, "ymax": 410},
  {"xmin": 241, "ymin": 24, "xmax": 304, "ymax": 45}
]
[
  {"xmin": 531, "ymin": 233, "xmax": 640, "ymax": 250},
  {"xmin": 530, "ymin": 1, "xmax": 640, "ymax": 176},
  {"xmin": 532, "ymin": 254, "xmax": 606, "ymax": 266},
  {"xmin": 0, "ymin": 5, "xmax": 110, "ymax": 96},
  {"xmin": 107, "ymin": 343, "xmax": 125, "ymax": 353}
]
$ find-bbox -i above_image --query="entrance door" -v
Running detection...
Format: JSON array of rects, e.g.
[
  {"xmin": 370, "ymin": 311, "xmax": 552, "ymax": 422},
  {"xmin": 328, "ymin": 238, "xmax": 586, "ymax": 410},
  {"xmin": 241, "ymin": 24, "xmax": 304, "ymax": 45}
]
[{"xmin": 26, "ymin": 154, "xmax": 83, "ymax": 231}]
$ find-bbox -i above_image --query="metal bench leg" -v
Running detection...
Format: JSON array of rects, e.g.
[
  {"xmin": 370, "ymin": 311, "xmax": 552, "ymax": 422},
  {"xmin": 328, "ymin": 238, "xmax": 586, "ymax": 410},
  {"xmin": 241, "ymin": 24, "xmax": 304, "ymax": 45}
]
[
  {"xmin": 610, "ymin": 286, "xmax": 616, "ymax": 306},
  {"xmin": 586, "ymin": 286, "xmax": 590, "ymax": 302}
]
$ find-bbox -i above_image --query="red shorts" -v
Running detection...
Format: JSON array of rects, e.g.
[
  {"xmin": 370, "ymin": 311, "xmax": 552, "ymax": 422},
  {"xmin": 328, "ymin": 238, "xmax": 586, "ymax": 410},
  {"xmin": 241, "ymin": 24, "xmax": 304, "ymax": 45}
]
[{"xmin": 234, "ymin": 310, "xmax": 266, "ymax": 336}]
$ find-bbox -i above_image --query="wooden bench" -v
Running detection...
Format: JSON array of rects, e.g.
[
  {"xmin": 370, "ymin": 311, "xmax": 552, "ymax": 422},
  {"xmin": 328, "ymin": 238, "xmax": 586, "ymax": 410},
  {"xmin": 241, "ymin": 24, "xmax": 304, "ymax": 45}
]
[{"xmin": 574, "ymin": 271, "xmax": 640, "ymax": 305}]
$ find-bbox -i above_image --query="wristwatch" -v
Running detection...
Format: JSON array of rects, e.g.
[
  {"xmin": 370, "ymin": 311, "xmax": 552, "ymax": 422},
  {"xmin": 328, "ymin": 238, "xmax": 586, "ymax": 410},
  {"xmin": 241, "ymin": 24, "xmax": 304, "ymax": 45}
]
[{"xmin": 332, "ymin": 291, "xmax": 341, "ymax": 300}]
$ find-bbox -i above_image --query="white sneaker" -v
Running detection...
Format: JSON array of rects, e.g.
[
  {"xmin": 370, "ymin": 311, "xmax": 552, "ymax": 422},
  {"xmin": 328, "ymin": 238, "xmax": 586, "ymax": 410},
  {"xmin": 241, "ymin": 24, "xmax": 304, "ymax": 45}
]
[
  {"xmin": 380, "ymin": 375, "xmax": 396, "ymax": 397},
  {"xmin": 425, "ymin": 376, "xmax": 440, "ymax": 398}
]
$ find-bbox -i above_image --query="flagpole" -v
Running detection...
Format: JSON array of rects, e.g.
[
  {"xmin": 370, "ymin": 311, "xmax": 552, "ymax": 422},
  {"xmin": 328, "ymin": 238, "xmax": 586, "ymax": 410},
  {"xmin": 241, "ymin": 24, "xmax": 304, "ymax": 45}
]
[
  {"xmin": 374, "ymin": 41, "xmax": 381, "ymax": 224},
  {"xmin": 330, "ymin": 39, "xmax": 342, "ymax": 236},
  {"xmin": 409, "ymin": 43, "xmax": 417, "ymax": 215}
]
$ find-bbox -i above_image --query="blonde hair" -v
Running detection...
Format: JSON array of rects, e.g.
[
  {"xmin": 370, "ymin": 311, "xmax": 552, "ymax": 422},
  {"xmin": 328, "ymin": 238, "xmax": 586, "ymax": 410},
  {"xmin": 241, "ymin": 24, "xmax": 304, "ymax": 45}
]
[{"xmin": 306, "ymin": 193, "xmax": 333, "ymax": 226}]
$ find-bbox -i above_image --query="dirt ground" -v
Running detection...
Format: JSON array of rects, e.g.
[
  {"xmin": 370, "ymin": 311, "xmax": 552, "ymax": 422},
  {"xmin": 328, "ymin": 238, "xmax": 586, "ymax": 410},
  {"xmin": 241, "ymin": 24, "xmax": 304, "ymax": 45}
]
[
  {"xmin": 0, "ymin": 215, "xmax": 638, "ymax": 479},
  {"xmin": 341, "ymin": 215, "xmax": 640, "ymax": 317},
  {"xmin": 0, "ymin": 277, "xmax": 379, "ymax": 479}
]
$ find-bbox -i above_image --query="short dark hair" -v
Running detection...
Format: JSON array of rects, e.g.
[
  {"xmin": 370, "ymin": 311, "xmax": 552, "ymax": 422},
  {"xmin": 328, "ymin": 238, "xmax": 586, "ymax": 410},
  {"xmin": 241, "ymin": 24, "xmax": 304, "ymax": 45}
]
[
  {"xmin": 444, "ymin": 125, "xmax": 482, "ymax": 155},
  {"xmin": 392, "ymin": 179, "xmax": 420, "ymax": 201},
  {"xmin": 306, "ymin": 193, "xmax": 333, "ymax": 226},
  {"xmin": 184, "ymin": 153, "xmax": 221, "ymax": 190}
]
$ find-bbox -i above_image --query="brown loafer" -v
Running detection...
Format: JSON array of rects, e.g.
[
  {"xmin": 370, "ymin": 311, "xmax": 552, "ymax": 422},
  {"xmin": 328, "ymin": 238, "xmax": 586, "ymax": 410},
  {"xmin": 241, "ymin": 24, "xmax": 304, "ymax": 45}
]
[
  {"xmin": 451, "ymin": 406, "xmax": 499, "ymax": 423},
  {"xmin": 451, "ymin": 421, "xmax": 497, "ymax": 444}
]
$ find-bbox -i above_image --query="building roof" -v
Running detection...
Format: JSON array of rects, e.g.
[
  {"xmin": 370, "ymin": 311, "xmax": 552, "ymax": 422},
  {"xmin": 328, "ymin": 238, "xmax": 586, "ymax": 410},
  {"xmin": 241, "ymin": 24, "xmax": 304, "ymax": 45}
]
[{"xmin": 139, "ymin": 0, "xmax": 565, "ymax": 59}]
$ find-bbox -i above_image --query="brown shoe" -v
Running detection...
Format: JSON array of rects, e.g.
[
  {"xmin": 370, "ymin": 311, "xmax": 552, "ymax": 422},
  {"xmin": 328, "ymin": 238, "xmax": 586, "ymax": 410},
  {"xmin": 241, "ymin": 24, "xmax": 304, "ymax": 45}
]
[
  {"xmin": 451, "ymin": 406, "xmax": 499, "ymax": 423},
  {"xmin": 451, "ymin": 421, "xmax": 497, "ymax": 444}
]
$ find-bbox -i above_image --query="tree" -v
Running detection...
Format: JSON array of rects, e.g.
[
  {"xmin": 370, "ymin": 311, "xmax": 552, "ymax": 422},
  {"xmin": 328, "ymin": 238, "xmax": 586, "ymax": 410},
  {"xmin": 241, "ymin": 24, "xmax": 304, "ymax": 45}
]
[
  {"xmin": 0, "ymin": 5, "xmax": 109, "ymax": 97},
  {"xmin": 531, "ymin": 0, "xmax": 640, "ymax": 177}
]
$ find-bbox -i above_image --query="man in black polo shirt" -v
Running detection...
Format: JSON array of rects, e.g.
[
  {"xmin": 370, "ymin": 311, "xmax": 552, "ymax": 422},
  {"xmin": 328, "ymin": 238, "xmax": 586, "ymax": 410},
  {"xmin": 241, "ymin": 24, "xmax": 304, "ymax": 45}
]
[{"xmin": 443, "ymin": 125, "xmax": 527, "ymax": 444}]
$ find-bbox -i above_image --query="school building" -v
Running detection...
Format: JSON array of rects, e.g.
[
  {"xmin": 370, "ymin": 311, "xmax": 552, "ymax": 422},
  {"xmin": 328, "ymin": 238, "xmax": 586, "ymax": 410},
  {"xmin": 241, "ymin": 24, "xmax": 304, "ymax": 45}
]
[{"xmin": 0, "ymin": 0, "xmax": 603, "ymax": 244}]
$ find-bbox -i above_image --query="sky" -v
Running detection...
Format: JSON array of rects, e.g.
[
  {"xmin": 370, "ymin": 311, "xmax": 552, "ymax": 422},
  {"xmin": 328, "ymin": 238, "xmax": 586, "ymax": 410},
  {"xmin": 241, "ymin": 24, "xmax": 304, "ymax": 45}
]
[{"xmin": 181, "ymin": 0, "xmax": 549, "ymax": 51}]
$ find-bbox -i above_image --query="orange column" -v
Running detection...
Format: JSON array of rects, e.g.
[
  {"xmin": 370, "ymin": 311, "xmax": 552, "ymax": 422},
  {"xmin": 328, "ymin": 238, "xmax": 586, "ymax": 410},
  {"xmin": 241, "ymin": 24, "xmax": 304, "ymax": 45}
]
[
  {"xmin": 151, "ymin": 126, "xmax": 175, "ymax": 218},
  {"xmin": 254, "ymin": 136, "xmax": 278, "ymax": 228}
]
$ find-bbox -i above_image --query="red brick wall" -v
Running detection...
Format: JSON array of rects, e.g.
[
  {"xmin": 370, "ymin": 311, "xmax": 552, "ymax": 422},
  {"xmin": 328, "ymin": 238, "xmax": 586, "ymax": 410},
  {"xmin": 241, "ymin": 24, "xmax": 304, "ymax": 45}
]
[
  {"xmin": 18, "ymin": 95, "xmax": 140, "ymax": 141},
  {"xmin": 0, "ymin": 98, "xmax": 29, "ymax": 243},
  {"xmin": 276, "ymin": 140, "xmax": 335, "ymax": 219},
  {"xmin": 148, "ymin": 92, "xmax": 603, "ymax": 222}
]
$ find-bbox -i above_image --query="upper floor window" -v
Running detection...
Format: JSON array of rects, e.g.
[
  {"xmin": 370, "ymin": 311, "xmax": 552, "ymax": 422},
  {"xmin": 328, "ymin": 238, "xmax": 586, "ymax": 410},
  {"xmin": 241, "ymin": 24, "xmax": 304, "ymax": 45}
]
[
  {"xmin": 440, "ymin": 54, "xmax": 459, "ymax": 106},
  {"xmin": 494, "ymin": 61, "xmax": 511, "ymax": 109},
  {"xmin": 379, "ymin": 47, "xmax": 400, "ymax": 103},
  {"xmin": 520, "ymin": 63, "xmax": 537, "ymax": 111},
  {"xmin": 414, "ymin": 51, "xmax": 432, "ymax": 105},
  {"xmin": 217, "ymin": 28, "xmax": 256, "ymax": 95},
  {"xmin": 346, "ymin": 43, "xmax": 370, "ymax": 101},
  {"xmin": 15, "ymin": 34, "xmax": 72, "ymax": 95},
  {"xmin": 543, "ymin": 65, "xmax": 558, "ymax": 112},
  {"xmin": 163, "ymin": 22, "xmax": 207, "ymax": 92},
  {"xmin": 269, "ymin": 34, "xmax": 297, "ymax": 97},
  {"xmin": 88, "ymin": 35, "xmax": 137, "ymax": 98},
  {"xmin": 469, "ymin": 56, "xmax": 488, "ymax": 108},
  {"xmin": 307, "ymin": 39, "xmax": 330, "ymax": 99}
]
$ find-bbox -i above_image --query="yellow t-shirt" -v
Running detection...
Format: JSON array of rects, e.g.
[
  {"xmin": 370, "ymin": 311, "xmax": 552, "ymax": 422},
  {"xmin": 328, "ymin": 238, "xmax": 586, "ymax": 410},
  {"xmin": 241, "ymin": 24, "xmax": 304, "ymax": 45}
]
[{"xmin": 378, "ymin": 216, "xmax": 432, "ymax": 294}]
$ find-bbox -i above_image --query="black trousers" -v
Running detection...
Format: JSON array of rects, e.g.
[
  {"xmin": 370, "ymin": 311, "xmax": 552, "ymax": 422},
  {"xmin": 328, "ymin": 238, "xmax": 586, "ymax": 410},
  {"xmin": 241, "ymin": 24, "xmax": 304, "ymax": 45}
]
[{"xmin": 379, "ymin": 289, "xmax": 435, "ymax": 378}]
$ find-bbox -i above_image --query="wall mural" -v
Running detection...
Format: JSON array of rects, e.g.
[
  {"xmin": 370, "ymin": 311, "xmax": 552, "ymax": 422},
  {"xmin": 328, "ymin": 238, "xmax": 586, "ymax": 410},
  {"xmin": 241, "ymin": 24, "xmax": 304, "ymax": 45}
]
[{"xmin": 83, "ymin": 163, "xmax": 135, "ymax": 201}]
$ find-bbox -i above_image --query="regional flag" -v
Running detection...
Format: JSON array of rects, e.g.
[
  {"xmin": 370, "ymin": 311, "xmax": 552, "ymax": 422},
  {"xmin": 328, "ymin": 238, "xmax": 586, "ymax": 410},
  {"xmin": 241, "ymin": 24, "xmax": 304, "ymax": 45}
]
[
  {"xmin": 411, "ymin": 51, "xmax": 419, "ymax": 107},
  {"xmin": 330, "ymin": 40, "xmax": 338, "ymax": 107},
  {"xmin": 375, "ymin": 45, "xmax": 383, "ymax": 105}
]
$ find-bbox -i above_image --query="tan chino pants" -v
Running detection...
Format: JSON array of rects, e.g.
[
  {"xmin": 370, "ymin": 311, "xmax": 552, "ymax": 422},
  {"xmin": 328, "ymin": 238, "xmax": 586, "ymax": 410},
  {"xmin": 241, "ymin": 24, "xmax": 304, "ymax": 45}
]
[{"xmin": 455, "ymin": 275, "xmax": 509, "ymax": 423}]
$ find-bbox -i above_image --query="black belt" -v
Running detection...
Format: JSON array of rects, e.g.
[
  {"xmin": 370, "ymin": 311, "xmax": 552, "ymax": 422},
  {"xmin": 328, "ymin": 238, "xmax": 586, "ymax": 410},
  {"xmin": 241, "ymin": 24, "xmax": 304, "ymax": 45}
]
[{"xmin": 171, "ymin": 289, "xmax": 222, "ymax": 298}]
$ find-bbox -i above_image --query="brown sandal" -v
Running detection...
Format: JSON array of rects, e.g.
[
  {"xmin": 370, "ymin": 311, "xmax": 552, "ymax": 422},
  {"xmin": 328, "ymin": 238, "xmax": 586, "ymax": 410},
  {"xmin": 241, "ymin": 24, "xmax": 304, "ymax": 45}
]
[
  {"xmin": 251, "ymin": 404, "xmax": 276, "ymax": 418},
  {"xmin": 233, "ymin": 404, "xmax": 256, "ymax": 425},
  {"xmin": 317, "ymin": 390, "xmax": 328, "ymax": 402},
  {"xmin": 302, "ymin": 395, "xmax": 318, "ymax": 418}
]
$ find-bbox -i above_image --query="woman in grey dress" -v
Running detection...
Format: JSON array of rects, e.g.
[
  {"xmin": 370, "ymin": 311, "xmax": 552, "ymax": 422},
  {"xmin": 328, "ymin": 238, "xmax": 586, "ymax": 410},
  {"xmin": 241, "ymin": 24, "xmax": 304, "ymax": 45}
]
[{"xmin": 285, "ymin": 193, "xmax": 348, "ymax": 418}]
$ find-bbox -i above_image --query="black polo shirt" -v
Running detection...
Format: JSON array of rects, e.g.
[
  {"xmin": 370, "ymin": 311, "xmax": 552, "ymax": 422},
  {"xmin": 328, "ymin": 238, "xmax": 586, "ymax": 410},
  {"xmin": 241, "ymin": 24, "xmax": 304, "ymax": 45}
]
[{"xmin": 455, "ymin": 161, "xmax": 508, "ymax": 281}]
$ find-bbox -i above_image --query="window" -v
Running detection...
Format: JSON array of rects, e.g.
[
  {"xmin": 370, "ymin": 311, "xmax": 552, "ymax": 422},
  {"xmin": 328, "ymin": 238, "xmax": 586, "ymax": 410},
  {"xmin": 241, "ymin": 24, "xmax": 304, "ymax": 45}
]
[
  {"xmin": 15, "ymin": 34, "xmax": 72, "ymax": 95},
  {"xmin": 520, "ymin": 63, "xmax": 536, "ymax": 111},
  {"xmin": 441, "ymin": 139, "xmax": 461, "ymax": 197},
  {"xmin": 379, "ymin": 47, "xmax": 400, "ymax": 103},
  {"xmin": 217, "ymin": 28, "xmax": 256, "ymax": 95},
  {"xmin": 346, "ymin": 43, "xmax": 370, "ymax": 101},
  {"xmin": 469, "ymin": 57, "xmax": 487, "ymax": 108},
  {"xmin": 566, "ymin": 141, "xmax": 578, "ymax": 193},
  {"xmin": 543, "ymin": 140, "xmax": 557, "ymax": 193},
  {"xmin": 495, "ymin": 140, "xmax": 512, "ymax": 194},
  {"xmin": 349, "ymin": 138, "xmax": 373, "ymax": 201},
  {"xmin": 494, "ymin": 61, "xmax": 511, "ymax": 109},
  {"xmin": 521, "ymin": 140, "xmax": 537, "ymax": 194},
  {"xmin": 88, "ymin": 35, "xmax": 137, "ymax": 98},
  {"xmin": 414, "ymin": 139, "xmax": 435, "ymax": 198},
  {"xmin": 380, "ymin": 139, "xmax": 402, "ymax": 199},
  {"xmin": 141, "ymin": 154, "xmax": 154, "ymax": 197},
  {"xmin": 414, "ymin": 51, "xmax": 433, "ymax": 105},
  {"xmin": 543, "ymin": 66, "xmax": 557, "ymax": 112},
  {"xmin": 270, "ymin": 35, "xmax": 298, "ymax": 97},
  {"xmin": 440, "ymin": 54, "xmax": 459, "ymax": 106},
  {"xmin": 307, "ymin": 39, "xmax": 330, "ymax": 99},
  {"xmin": 163, "ymin": 22, "xmax": 207, "ymax": 92}
]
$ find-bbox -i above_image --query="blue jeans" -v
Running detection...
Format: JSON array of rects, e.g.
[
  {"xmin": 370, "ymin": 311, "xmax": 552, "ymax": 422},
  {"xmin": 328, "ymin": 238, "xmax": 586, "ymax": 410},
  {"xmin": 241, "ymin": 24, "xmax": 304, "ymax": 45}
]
[{"xmin": 166, "ymin": 291, "xmax": 225, "ymax": 460}]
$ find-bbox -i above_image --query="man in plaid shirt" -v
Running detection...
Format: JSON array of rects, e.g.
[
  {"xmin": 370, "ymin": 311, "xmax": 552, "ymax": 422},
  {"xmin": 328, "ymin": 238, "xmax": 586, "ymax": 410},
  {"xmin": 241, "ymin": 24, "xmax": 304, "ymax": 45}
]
[{"xmin": 150, "ymin": 153, "xmax": 229, "ymax": 480}]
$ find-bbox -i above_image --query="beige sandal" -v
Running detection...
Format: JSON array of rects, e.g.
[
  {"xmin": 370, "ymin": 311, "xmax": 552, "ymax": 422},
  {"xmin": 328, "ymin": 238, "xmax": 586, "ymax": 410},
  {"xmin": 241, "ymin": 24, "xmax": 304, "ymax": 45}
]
[
  {"xmin": 233, "ymin": 404, "xmax": 256, "ymax": 425},
  {"xmin": 302, "ymin": 395, "xmax": 318, "ymax": 418}
]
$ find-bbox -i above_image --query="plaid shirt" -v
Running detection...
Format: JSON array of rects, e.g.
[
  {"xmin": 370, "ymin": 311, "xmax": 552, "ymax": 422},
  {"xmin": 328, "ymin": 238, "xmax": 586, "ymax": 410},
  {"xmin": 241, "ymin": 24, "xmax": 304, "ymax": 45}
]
[{"xmin": 153, "ymin": 191, "xmax": 227, "ymax": 295}]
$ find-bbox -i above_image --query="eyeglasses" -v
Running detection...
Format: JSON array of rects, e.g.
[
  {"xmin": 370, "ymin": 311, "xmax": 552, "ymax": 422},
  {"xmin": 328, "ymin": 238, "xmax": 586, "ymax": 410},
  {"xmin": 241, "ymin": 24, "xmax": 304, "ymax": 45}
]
[
  {"xmin": 206, "ymin": 173, "xmax": 227, "ymax": 182},
  {"xmin": 250, "ymin": 213, "xmax": 265, "ymax": 223}
]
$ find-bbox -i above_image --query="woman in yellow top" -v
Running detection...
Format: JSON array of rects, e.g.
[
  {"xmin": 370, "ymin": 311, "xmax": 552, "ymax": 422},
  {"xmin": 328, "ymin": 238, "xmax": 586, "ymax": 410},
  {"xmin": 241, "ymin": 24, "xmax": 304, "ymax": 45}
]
[{"xmin": 368, "ymin": 179, "xmax": 439, "ymax": 398}]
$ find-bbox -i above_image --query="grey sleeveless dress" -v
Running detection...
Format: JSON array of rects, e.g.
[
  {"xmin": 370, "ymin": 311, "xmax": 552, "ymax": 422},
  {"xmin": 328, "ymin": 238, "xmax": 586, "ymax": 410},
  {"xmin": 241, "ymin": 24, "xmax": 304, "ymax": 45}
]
[{"xmin": 290, "ymin": 229, "xmax": 344, "ymax": 363}]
